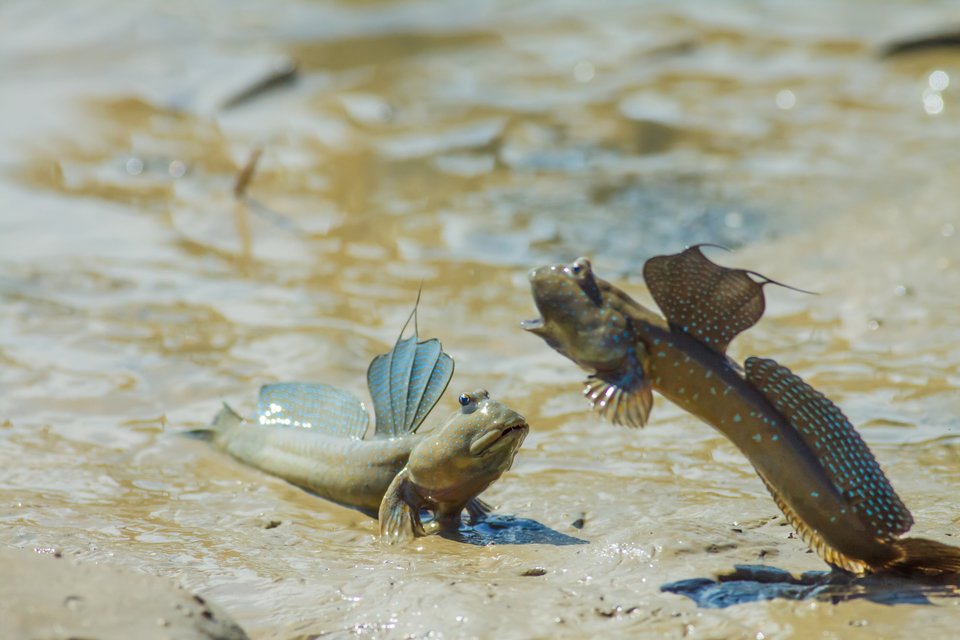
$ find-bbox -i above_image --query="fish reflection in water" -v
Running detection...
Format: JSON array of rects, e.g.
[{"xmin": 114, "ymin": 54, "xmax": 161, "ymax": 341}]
[
  {"xmin": 447, "ymin": 513, "xmax": 588, "ymax": 547},
  {"xmin": 662, "ymin": 565, "xmax": 960, "ymax": 608}
]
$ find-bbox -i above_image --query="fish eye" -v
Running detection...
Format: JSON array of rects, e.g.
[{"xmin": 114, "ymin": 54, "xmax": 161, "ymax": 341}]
[
  {"xmin": 458, "ymin": 393, "xmax": 471, "ymax": 407},
  {"xmin": 567, "ymin": 257, "xmax": 591, "ymax": 277}
]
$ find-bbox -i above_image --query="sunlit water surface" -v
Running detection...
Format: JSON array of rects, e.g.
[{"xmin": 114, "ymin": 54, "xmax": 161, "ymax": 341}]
[{"xmin": 2, "ymin": 0, "xmax": 960, "ymax": 637}]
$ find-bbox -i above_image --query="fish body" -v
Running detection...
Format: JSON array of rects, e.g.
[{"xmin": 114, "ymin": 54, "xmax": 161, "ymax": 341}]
[
  {"xmin": 524, "ymin": 249, "xmax": 960, "ymax": 574},
  {"xmin": 204, "ymin": 306, "xmax": 528, "ymax": 542},
  {"xmin": 211, "ymin": 404, "xmax": 412, "ymax": 512},
  {"xmin": 635, "ymin": 320, "xmax": 895, "ymax": 571}
]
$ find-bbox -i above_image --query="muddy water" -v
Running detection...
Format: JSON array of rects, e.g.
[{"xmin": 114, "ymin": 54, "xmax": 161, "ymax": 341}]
[{"xmin": 3, "ymin": 0, "xmax": 960, "ymax": 637}]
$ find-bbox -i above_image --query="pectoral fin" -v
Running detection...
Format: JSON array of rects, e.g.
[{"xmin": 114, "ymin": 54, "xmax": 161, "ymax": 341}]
[
  {"xmin": 583, "ymin": 344, "xmax": 653, "ymax": 428},
  {"xmin": 466, "ymin": 497, "xmax": 493, "ymax": 523},
  {"xmin": 378, "ymin": 469, "xmax": 427, "ymax": 543}
]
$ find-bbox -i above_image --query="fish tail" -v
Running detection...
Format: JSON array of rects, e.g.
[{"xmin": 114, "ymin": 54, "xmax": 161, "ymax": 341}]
[
  {"xmin": 885, "ymin": 537, "xmax": 960, "ymax": 576},
  {"xmin": 185, "ymin": 403, "xmax": 243, "ymax": 440}
]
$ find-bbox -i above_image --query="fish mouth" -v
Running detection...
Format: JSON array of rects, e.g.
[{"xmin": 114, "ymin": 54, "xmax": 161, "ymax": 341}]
[
  {"xmin": 498, "ymin": 420, "xmax": 528, "ymax": 442},
  {"xmin": 482, "ymin": 420, "xmax": 529, "ymax": 454},
  {"xmin": 470, "ymin": 419, "xmax": 529, "ymax": 456}
]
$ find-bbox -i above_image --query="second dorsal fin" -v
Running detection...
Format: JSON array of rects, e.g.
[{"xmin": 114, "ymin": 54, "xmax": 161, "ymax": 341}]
[
  {"xmin": 642, "ymin": 245, "xmax": 770, "ymax": 354},
  {"xmin": 745, "ymin": 357, "xmax": 913, "ymax": 540},
  {"xmin": 366, "ymin": 297, "xmax": 454, "ymax": 438},
  {"xmin": 255, "ymin": 382, "xmax": 370, "ymax": 439}
]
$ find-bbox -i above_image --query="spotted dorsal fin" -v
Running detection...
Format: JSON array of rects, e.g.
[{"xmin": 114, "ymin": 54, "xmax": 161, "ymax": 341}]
[
  {"xmin": 366, "ymin": 297, "xmax": 454, "ymax": 438},
  {"xmin": 643, "ymin": 245, "xmax": 771, "ymax": 354},
  {"xmin": 746, "ymin": 357, "xmax": 913, "ymax": 540},
  {"xmin": 255, "ymin": 382, "xmax": 370, "ymax": 439}
]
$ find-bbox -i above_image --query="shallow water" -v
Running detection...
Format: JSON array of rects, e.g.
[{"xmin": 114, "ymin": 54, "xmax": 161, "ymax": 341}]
[{"xmin": 2, "ymin": 0, "xmax": 960, "ymax": 637}]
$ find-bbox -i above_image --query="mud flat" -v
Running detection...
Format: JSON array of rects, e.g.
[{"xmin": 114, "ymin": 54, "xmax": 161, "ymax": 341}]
[{"xmin": 0, "ymin": 548, "xmax": 248, "ymax": 640}]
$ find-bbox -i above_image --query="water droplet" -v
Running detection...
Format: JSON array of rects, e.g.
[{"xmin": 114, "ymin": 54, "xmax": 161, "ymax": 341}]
[
  {"xmin": 894, "ymin": 284, "xmax": 909, "ymax": 297},
  {"xmin": 942, "ymin": 223, "xmax": 955, "ymax": 237},
  {"xmin": 867, "ymin": 319, "xmax": 881, "ymax": 331},
  {"xmin": 775, "ymin": 89, "xmax": 796, "ymax": 110}
]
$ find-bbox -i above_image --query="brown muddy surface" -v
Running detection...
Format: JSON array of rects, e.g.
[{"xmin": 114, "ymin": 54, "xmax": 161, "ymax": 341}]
[{"xmin": 3, "ymin": 1, "xmax": 960, "ymax": 638}]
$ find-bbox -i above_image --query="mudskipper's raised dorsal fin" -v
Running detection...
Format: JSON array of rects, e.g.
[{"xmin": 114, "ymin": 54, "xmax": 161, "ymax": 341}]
[
  {"xmin": 745, "ymin": 357, "xmax": 914, "ymax": 540},
  {"xmin": 366, "ymin": 295, "xmax": 454, "ymax": 438},
  {"xmin": 255, "ymin": 382, "xmax": 370, "ymax": 440},
  {"xmin": 643, "ymin": 245, "xmax": 803, "ymax": 355}
]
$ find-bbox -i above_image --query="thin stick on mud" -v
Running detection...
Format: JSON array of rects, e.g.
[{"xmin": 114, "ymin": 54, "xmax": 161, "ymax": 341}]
[{"xmin": 233, "ymin": 148, "xmax": 263, "ymax": 199}]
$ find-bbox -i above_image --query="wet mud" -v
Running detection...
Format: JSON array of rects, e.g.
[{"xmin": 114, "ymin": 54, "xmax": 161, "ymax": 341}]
[{"xmin": 2, "ymin": 0, "xmax": 960, "ymax": 638}]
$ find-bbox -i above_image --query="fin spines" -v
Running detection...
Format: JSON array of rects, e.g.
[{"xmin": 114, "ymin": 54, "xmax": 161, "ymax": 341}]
[
  {"xmin": 367, "ymin": 300, "xmax": 454, "ymax": 438},
  {"xmin": 758, "ymin": 474, "xmax": 870, "ymax": 574},
  {"xmin": 746, "ymin": 357, "xmax": 913, "ymax": 539},
  {"xmin": 255, "ymin": 382, "xmax": 369, "ymax": 439},
  {"xmin": 582, "ymin": 346, "xmax": 653, "ymax": 428},
  {"xmin": 378, "ymin": 470, "xmax": 426, "ymax": 543}
]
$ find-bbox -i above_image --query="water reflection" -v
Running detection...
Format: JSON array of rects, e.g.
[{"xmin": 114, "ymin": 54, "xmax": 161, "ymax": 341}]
[
  {"xmin": 448, "ymin": 513, "xmax": 588, "ymax": 547},
  {"xmin": 662, "ymin": 564, "xmax": 960, "ymax": 608}
]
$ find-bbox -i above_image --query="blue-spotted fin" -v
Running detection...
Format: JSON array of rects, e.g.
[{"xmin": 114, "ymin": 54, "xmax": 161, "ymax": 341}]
[
  {"xmin": 201, "ymin": 300, "xmax": 528, "ymax": 543},
  {"xmin": 523, "ymin": 246, "xmax": 960, "ymax": 575}
]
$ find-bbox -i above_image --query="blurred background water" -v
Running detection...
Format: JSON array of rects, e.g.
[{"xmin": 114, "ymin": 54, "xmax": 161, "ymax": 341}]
[{"xmin": 2, "ymin": 1, "xmax": 960, "ymax": 637}]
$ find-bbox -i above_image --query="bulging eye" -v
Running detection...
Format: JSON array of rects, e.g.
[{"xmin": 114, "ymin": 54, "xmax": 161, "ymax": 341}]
[
  {"xmin": 567, "ymin": 257, "xmax": 591, "ymax": 277},
  {"xmin": 459, "ymin": 393, "xmax": 471, "ymax": 407}
]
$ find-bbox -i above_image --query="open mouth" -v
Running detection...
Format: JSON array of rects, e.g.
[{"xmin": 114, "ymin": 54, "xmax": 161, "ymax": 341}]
[
  {"xmin": 499, "ymin": 421, "xmax": 528, "ymax": 438},
  {"xmin": 488, "ymin": 421, "xmax": 528, "ymax": 450},
  {"xmin": 495, "ymin": 421, "xmax": 529, "ymax": 448}
]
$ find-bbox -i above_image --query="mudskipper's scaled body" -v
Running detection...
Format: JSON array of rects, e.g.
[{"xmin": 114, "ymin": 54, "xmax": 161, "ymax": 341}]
[
  {"xmin": 202, "ymin": 305, "xmax": 528, "ymax": 543},
  {"xmin": 523, "ymin": 246, "xmax": 960, "ymax": 575}
]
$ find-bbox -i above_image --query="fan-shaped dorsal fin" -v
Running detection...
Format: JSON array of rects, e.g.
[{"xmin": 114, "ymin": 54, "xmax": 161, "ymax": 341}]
[{"xmin": 366, "ymin": 295, "xmax": 454, "ymax": 437}]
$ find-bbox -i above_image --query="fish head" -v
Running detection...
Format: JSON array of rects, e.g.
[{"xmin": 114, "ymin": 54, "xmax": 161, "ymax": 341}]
[
  {"xmin": 522, "ymin": 257, "xmax": 635, "ymax": 373},
  {"xmin": 407, "ymin": 389, "xmax": 528, "ymax": 503}
]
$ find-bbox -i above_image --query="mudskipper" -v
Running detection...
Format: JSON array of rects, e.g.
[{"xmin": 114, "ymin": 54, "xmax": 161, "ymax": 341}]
[
  {"xmin": 201, "ymin": 303, "xmax": 528, "ymax": 542},
  {"xmin": 523, "ymin": 246, "xmax": 960, "ymax": 575}
]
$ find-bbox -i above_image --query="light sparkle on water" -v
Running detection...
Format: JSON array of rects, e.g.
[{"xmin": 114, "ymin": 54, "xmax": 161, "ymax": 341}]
[
  {"xmin": 573, "ymin": 60, "xmax": 595, "ymax": 83},
  {"xmin": 923, "ymin": 89, "xmax": 945, "ymax": 115},
  {"xmin": 929, "ymin": 70, "xmax": 950, "ymax": 91},
  {"xmin": 922, "ymin": 70, "xmax": 948, "ymax": 116},
  {"xmin": 775, "ymin": 89, "xmax": 796, "ymax": 110}
]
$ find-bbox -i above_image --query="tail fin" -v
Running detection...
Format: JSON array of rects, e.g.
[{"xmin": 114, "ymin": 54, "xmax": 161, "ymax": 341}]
[
  {"xmin": 185, "ymin": 403, "xmax": 244, "ymax": 440},
  {"xmin": 887, "ymin": 537, "xmax": 960, "ymax": 576}
]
